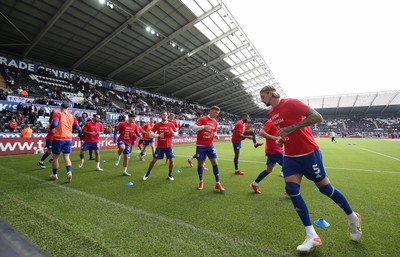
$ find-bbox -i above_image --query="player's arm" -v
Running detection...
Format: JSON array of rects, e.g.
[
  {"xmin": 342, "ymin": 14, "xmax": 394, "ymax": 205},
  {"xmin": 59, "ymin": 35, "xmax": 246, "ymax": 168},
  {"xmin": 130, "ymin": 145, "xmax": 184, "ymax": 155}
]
[
  {"xmin": 192, "ymin": 124, "xmax": 212, "ymax": 132},
  {"xmin": 72, "ymin": 117, "xmax": 79, "ymax": 133},
  {"xmin": 278, "ymin": 108, "xmax": 322, "ymax": 137},
  {"xmin": 113, "ymin": 125, "xmax": 119, "ymax": 142},
  {"xmin": 170, "ymin": 127, "xmax": 178, "ymax": 136},
  {"xmin": 149, "ymin": 131, "xmax": 159, "ymax": 138},
  {"xmin": 259, "ymin": 128, "xmax": 280, "ymax": 141},
  {"xmin": 49, "ymin": 113, "xmax": 60, "ymax": 129}
]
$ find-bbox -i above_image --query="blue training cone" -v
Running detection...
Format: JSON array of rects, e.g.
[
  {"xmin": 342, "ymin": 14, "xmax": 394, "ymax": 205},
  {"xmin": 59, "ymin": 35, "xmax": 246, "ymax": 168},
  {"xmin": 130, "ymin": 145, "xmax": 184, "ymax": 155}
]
[
  {"xmin": 314, "ymin": 187, "xmax": 320, "ymax": 191},
  {"xmin": 314, "ymin": 218, "xmax": 330, "ymax": 227},
  {"xmin": 126, "ymin": 181, "xmax": 134, "ymax": 186},
  {"xmin": 175, "ymin": 170, "xmax": 181, "ymax": 173},
  {"xmin": 102, "ymin": 160, "xmax": 106, "ymax": 163}
]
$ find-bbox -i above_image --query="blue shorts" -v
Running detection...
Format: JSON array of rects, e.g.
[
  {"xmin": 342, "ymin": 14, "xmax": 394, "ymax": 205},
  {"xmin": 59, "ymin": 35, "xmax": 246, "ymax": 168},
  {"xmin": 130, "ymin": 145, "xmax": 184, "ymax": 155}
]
[
  {"xmin": 232, "ymin": 141, "xmax": 242, "ymax": 151},
  {"xmin": 142, "ymin": 138, "xmax": 154, "ymax": 146},
  {"xmin": 82, "ymin": 142, "xmax": 100, "ymax": 151},
  {"xmin": 266, "ymin": 152, "xmax": 284, "ymax": 166},
  {"xmin": 117, "ymin": 140, "xmax": 131, "ymax": 155},
  {"xmin": 153, "ymin": 147, "xmax": 174, "ymax": 159},
  {"xmin": 138, "ymin": 139, "xmax": 144, "ymax": 145},
  {"xmin": 282, "ymin": 149, "xmax": 327, "ymax": 182},
  {"xmin": 196, "ymin": 145, "xmax": 217, "ymax": 161},
  {"xmin": 52, "ymin": 140, "xmax": 72, "ymax": 155},
  {"xmin": 45, "ymin": 139, "xmax": 53, "ymax": 149},
  {"xmin": 131, "ymin": 138, "xmax": 137, "ymax": 145}
]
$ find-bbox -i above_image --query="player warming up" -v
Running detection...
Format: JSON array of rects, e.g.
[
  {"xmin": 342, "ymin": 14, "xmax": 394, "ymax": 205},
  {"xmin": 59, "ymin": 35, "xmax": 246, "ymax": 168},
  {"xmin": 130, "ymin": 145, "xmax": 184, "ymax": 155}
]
[
  {"xmin": 260, "ymin": 85, "xmax": 362, "ymax": 253},
  {"xmin": 37, "ymin": 126, "xmax": 54, "ymax": 169},
  {"xmin": 78, "ymin": 114, "xmax": 104, "ymax": 171},
  {"xmin": 49, "ymin": 103, "xmax": 79, "ymax": 183},
  {"xmin": 139, "ymin": 117, "xmax": 155, "ymax": 161},
  {"xmin": 113, "ymin": 113, "xmax": 141, "ymax": 176},
  {"xmin": 231, "ymin": 114, "xmax": 263, "ymax": 175},
  {"xmin": 192, "ymin": 106, "xmax": 225, "ymax": 192},
  {"xmin": 142, "ymin": 111, "xmax": 178, "ymax": 181},
  {"xmin": 250, "ymin": 119, "xmax": 284, "ymax": 194}
]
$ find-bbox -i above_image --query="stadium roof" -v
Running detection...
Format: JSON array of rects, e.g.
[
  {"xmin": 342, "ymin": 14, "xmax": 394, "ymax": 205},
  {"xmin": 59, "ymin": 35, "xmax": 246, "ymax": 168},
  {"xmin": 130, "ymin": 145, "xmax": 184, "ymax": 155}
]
[
  {"xmin": 298, "ymin": 90, "xmax": 400, "ymax": 117},
  {"xmin": 0, "ymin": 0, "xmax": 286, "ymax": 116}
]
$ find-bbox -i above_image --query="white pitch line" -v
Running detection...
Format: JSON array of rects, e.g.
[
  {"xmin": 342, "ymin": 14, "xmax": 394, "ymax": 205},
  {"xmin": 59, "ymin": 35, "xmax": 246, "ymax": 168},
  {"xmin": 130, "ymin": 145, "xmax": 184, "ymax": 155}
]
[
  {"xmin": 173, "ymin": 154, "xmax": 400, "ymax": 174},
  {"xmin": 9, "ymin": 170, "xmax": 291, "ymax": 256},
  {"xmin": 352, "ymin": 145, "xmax": 400, "ymax": 161}
]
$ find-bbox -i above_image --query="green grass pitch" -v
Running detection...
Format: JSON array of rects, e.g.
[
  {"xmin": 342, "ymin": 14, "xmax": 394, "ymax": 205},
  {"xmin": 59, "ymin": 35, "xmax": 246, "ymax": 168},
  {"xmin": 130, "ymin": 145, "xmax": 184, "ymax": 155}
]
[{"xmin": 1, "ymin": 138, "xmax": 399, "ymax": 256}]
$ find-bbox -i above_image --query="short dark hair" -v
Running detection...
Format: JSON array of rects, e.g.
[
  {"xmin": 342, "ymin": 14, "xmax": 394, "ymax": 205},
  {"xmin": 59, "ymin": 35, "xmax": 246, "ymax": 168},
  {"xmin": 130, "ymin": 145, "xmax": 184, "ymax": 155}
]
[
  {"xmin": 128, "ymin": 113, "xmax": 136, "ymax": 118},
  {"xmin": 61, "ymin": 103, "xmax": 70, "ymax": 109}
]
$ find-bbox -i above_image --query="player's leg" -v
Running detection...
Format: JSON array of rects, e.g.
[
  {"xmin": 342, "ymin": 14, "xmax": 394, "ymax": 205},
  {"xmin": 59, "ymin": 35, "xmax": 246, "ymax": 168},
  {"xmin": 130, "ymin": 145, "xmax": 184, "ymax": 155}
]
[
  {"xmin": 143, "ymin": 148, "xmax": 160, "ymax": 180},
  {"xmin": 122, "ymin": 143, "xmax": 131, "ymax": 176},
  {"xmin": 208, "ymin": 147, "xmax": 225, "ymax": 192},
  {"xmin": 38, "ymin": 139, "xmax": 52, "ymax": 168},
  {"xmin": 166, "ymin": 147, "xmax": 175, "ymax": 180},
  {"xmin": 187, "ymin": 153, "xmax": 196, "ymax": 167},
  {"xmin": 115, "ymin": 141, "xmax": 125, "ymax": 166},
  {"xmin": 140, "ymin": 144, "xmax": 147, "ymax": 161},
  {"xmin": 95, "ymin": 149, "xmax": 102, "ymax": 171},
  {"xmin": 309, "ymin": 150, "xmax": 362, "ymax": 241},
  {"xmin": 62, "ymin": 140, "xmax": 73, "ymax": 183},
  {"xmin": 78, "ymin": 142, "xmax": 87, "ymax": 168},
  {"xmin": 232, "ymin": 141, "xmax": 244, "ymax": 175},
  {"xmin": 250, "ymin": 154, "xmax": 277, "ymax": 194},
  {"xmin": 196, "ymin": 147, "xmax": 205, "ymax": 190}
]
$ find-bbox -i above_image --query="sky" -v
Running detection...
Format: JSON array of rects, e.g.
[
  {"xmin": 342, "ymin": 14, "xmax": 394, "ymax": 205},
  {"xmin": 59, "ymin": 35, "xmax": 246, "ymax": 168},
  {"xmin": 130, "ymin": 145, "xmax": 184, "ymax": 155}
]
[{"xmin": 223, "ymin": 0, "xmax": 400, "ymax": 98}]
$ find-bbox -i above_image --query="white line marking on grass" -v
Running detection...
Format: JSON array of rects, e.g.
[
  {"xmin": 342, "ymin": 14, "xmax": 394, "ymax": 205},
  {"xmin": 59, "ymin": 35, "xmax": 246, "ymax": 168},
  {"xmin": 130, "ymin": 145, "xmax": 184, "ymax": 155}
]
[
  {"xmin": 352, "ymin": 145, "xmax": 400, "ymax": 161},
  {"xmin": 174, "ymin": 155, "xmax": 400, "ymax": 174},
  {"xmin": 13, "ymin": 172, "xmax": 291, "ymax": 256},
  {"xmin": 324, "ymin": 166, "xmax": 400, "ymax": 175}
]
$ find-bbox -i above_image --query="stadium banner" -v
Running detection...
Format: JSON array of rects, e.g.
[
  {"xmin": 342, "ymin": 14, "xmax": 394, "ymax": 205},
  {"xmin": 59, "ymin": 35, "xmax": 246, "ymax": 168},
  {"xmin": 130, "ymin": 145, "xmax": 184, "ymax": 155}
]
[
  {"xmin": 7, "ymin": 95, "xmax": 35, "ymax": 103},
  {"xmin": 0, "ymin": 100, "xmax": 97, "ymax": 117},
  {"xmin": 1, "ymin": 54, "xmax": 106, "ymax": 88},
  {"xmin": 0, "ymin": 136, "xmax": 232, "ymax": 156}
]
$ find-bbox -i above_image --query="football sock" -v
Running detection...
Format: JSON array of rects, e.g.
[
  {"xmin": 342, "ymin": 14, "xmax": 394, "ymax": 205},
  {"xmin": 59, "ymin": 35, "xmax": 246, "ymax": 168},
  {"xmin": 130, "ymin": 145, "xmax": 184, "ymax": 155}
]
[
  {"xmin": 168, "ymin": 170, "xmax": 172, "ymax": 177},
  {"xmin": 305, "ymin": 225, "xmax": 318, "ymax": 238},
  {"xmin": 252, "ymin": 133, "xmax": 257, "ymax": 144},
  {"xmin": 234, "ymin": 157, "xmax": 239, "ymax": 170},
  {"xmin": 40, "ymin": 152, "xmax": 50, "ymax": 162},
  {"xmin": 52, "ymin": 168, "xmax": 58, "ymax": 175},
  {"xmin": 319, "ymin": 184, "xmax": 353, "ymax": 215},
  {"xmin": 145, "ymin": 169, "xmax": 151, "ymax": 177},
  {"xmin": 66, "ymin": 165, "xmax": 72, "ymax": 172},
  {"xmin": 255, "ymin": 169, "xmax": 268, "ymax": 183},
  {"xmin": 96, "ymin": 162, "xmax": 100, "ymax": 169},
  {"xmin": 197, "ymin": 166, "xmax": 203, "ymax": 181},
  {"xmin": 213, "ymin": 165, "xmax": 220, "ymax": 183},
  {"xmin": 286, "ymin": 182, "xmax": 312, "ymax": 226}
]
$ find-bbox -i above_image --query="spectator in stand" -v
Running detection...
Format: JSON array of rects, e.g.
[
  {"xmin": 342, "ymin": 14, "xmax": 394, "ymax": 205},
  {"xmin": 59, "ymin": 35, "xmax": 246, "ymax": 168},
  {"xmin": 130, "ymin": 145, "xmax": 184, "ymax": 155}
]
[
  {"xmin": 16, "ymin": 102, "xmax": 24, "ymax": 113},
  {"xmin": 44, "ymin": 103, "xmax": 51, "ymax": 117},
  {"xmin": 106, "ymin": 122, "xmax": 113, "ymax": 135},
  {"xmin": 8, "ymin": 119, "xmax": 18, "ymax": 132},
  {"xmin": 16, "ymin": 113, "xmax": 24, "ymax": 125},
  {"xmin": 20, "ymin": 88, "xmax": 28, "ymax": 97},
  {"xmin": 21, "ymin": 124, "xmax": 33, "ymax": 138}
]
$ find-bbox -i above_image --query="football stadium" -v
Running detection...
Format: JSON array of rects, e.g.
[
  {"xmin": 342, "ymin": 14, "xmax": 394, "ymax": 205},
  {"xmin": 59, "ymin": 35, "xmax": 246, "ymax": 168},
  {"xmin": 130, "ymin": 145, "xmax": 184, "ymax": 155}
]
[{"xmin": 0, "ymin": 1, "xmax": 399, "ymax": 256}]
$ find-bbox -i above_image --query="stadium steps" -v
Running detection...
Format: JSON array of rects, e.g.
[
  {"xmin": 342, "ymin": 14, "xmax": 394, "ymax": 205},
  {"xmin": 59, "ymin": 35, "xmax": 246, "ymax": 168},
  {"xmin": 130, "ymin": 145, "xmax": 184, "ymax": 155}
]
[{"xmin": 0, "ymin": 74, "xmax": 6, "ymax": 90}]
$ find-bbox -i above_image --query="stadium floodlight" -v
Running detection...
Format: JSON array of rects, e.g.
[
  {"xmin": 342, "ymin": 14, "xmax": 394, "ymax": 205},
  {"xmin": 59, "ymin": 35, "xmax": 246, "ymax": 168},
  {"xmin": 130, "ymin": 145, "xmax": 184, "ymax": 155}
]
[
  {"xmin": 99, "ymin": 0, "xmax": 105, "ymax": 4},
  {"xmin": 146, "ymin": 27, "xmax": 151, "ymax": 32}
]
